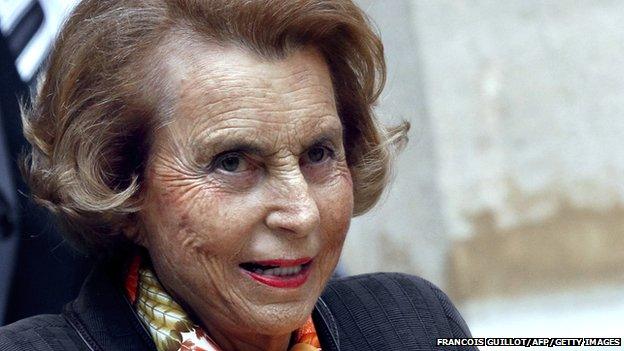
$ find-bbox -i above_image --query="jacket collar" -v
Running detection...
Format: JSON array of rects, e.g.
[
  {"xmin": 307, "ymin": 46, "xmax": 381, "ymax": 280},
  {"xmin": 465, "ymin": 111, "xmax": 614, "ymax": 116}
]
[
  {"xmin": 62, "ymin": 258, "xmax": 156, "ymax": 351},
  {"xmin": 313, "ymin": 296, "xmax": 340, "ymax": 350},
  {"xmin": 63, "ymin": 258, "xmax": 340, "ymax": 351}
]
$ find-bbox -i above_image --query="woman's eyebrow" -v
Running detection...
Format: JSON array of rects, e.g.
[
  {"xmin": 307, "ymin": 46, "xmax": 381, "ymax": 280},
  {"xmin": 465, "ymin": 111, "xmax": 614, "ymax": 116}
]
[
  {"xmin": 198, "ymin": 127, "xmax": 343, "ymax": 156},
  {"xmin": 202, "ymin": 138, "xmax": 264, "ymax": 155},
  {"xmin": 304, "ymin": 130, "xmax": 344, "ymax": 149}
]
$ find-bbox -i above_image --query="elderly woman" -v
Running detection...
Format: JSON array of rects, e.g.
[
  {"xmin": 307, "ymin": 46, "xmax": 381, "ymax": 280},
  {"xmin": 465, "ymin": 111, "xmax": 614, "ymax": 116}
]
[{"xmin": 0, "ymin": 0, "xmax": 474, "ymax": 350}]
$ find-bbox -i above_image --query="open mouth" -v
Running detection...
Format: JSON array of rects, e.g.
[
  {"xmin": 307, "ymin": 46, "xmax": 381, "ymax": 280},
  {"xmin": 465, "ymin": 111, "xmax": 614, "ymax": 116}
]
[{"xmin": 239, "ymin": 258, "xmax": 313, "ymax": 288}]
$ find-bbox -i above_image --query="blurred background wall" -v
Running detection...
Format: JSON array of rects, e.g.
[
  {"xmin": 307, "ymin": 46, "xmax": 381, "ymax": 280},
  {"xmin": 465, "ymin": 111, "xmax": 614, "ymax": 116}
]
[{"xmin": 344, "ymin": 0, "xmax": 624, "ymax": 346}]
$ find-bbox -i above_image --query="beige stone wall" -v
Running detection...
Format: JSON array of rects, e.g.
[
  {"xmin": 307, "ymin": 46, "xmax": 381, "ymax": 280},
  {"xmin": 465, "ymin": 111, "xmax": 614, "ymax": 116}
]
[
  {"xmin": 343, "ymin": 0, "xmax": 624, "ymax": 303},
  {"xmin": 450, "ymin": 201, "xmax": 624, "ymax": 300}
]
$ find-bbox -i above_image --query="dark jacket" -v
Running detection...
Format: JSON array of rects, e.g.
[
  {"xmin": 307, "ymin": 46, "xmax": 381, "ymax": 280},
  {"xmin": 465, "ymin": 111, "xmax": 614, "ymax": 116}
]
[{"xmin": 0, "ymin": 259, "xmax": 476, "ymax": 350}]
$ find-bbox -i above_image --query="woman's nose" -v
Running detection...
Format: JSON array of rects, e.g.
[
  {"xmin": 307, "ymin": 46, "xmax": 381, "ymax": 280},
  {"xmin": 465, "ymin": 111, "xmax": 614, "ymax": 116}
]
[{"xmin": 264, "ymin": 174, "xmax": 321, "ymax": 238}]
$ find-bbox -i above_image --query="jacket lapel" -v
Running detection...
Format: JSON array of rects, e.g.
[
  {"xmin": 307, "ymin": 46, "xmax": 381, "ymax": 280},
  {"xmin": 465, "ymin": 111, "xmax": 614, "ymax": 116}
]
[
  {"xmin": 63, "ymin": 259, "xmax": 157, "ymax": 351},
  {"xmin": 313, "ymin": 296, "xmax": 340, "ymax": 351}
]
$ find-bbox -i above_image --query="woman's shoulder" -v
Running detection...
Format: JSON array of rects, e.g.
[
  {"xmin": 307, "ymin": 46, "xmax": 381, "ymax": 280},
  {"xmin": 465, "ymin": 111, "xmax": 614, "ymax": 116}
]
[
  {"xmin": 320, "ymin": 272, "xmax": 476, "ymax": 350},
  {"xmin": 327, "ymin": 272, "xmax": 465, "ymax": 310},
  {"xmin": 327, "ymin": 271, "xmax": 449, "ymax": 294},
  {"xmin": 0, "ymin": 313, "xmax": 84, "ymax": 351}
]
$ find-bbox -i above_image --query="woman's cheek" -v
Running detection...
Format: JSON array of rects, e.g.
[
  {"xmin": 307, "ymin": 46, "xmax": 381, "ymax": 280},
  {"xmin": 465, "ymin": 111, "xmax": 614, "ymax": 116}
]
[
  {"xmin": 330, "ymin": 163, "xmax": 354, "ymax": 211},
  {"xmin": 319, "ymin": 168, "xmax": 353, "ymax": 238},
  {"xmin": 147, "ymin": 182, "xmax": 217, "ymax": 253}
]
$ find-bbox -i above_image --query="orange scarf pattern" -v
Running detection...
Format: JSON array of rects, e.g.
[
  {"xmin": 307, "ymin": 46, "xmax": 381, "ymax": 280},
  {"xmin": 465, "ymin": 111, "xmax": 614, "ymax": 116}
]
[{"xmin": 124, "ymin": 255, "xmax": 321, "ymax": 351}]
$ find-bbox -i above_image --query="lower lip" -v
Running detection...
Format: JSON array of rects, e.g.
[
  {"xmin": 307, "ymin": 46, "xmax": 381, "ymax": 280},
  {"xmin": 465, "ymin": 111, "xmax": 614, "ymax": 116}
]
[{"xmin": 243, "ymin": 266, "xmax": 312, "ymax": 288}]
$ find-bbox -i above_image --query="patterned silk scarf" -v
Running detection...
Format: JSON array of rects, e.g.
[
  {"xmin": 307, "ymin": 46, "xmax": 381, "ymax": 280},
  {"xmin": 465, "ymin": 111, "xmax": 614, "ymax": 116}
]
[{"xmin": 124, "ymin": 255, "xmax": 322, "ymax": 351}]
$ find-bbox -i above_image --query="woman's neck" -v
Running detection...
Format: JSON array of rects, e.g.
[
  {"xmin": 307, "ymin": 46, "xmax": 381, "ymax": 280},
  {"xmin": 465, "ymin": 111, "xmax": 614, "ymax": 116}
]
[{"xmin": 202, "ymin": 323, "xmax": 293, "ymax": 351}]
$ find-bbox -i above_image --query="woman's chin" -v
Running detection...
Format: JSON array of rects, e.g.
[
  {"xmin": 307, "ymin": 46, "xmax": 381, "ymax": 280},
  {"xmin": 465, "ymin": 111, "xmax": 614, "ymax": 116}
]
[
  {"xmin": 199, "ymin": 297, "xmax": 313, "ymax": 339},
  {"xmin": 246, "ymin": 307, "xmax": 312, "ymax": 337},
  {"xmin": 236, "ymin": 282, "xmax": 319, "ymax": 334},
  {"xmin": 193, "ymin": 268, "xmax": 321, "ymax": 337}
]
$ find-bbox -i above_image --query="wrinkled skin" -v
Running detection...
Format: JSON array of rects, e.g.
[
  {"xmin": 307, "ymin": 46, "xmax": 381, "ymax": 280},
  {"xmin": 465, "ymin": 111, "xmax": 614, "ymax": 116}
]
[{"xmin": 131, "ymin": 43, "xmax": 354, "ymax": 351}]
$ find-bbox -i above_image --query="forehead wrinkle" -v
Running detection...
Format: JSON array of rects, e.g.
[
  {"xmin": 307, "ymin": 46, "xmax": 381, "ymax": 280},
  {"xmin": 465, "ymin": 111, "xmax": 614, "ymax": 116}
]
[
  {"xmin": 159, "ymin": 37, "xmax": 335, "ymax": 104},
  {"xmin": 189, "ymin": 48, "xmax": 331, "ymax": 89},
  {"xmin": 201, "ymin": 102, "xmax": 337, "ymax": 125},
  {"xmin": 180, "ymin": 72, "xmax": 335, "ymax": 113},
  {"xmin": 178, "ymin": 50, "xmax": 334, "ymax": 101},
  {"xmin": 179, "ymin": 50, "xmax": 332, "ymax": 96},
  {"xmin": 173, "ymin": 74, "xmax": 336, "ymax": 140},
  {"xmin": 167, "ymin": 46, "xmax": 337, "ymax": 121},
  {"xmin": 181, "ymin": 95, "xmax": 338, "ymax": 146},
  {"xmin": 176, "ymin": 87, "xmax": 337, "ymax": 146}
]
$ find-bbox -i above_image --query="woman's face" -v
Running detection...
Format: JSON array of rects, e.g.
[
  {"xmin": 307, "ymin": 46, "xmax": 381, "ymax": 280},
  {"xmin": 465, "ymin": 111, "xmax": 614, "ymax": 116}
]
[{"xmin": 136, "ymin": 43, "xmax": 353, "ymax": 344}]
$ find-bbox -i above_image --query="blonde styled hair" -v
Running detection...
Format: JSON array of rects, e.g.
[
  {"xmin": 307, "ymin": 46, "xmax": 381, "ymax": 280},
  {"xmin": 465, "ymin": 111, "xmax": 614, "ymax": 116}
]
[{"xmin": 22, "ymin": 0, "xmax": 409, "ymax": 252}]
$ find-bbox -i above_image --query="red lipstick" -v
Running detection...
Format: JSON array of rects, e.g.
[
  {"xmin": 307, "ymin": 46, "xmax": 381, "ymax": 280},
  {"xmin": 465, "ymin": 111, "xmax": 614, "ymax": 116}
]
[{"xmin": 240, "ymin": 258, "xmax": 313, "ymax": 288}]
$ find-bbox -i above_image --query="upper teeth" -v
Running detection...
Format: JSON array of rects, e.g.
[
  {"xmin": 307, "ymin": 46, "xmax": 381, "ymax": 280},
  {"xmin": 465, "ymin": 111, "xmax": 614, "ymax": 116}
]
[{"xmin": 255, "ymin": 265, "xmax": 303, "ymax": 276}]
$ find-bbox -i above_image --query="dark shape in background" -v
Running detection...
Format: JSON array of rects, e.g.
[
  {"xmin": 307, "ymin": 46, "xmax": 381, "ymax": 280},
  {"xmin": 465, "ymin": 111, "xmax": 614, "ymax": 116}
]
[{"xmin": 0, "ymin": 0, "xmax": 92, "ymax": 326}]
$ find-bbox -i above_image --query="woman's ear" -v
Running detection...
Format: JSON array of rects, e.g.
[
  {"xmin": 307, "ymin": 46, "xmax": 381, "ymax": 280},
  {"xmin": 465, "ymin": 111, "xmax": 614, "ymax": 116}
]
[{"xmin": 121, "ymin": 213, "xmax": 148, "ymax": 247}]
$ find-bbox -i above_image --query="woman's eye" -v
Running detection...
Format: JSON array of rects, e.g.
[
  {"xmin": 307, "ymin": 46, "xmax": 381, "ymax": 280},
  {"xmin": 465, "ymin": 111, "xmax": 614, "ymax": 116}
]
[
  {"xmin": 214, "ymin": 153, "xmax": 251, "ymax": 173},
  {"xmin": 220, "ymin": 155, "xmax": 241, "ymax": 171},
  {"xmin": 305, "ymin": 146, "xmax": 333, "ymax": 164}
]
